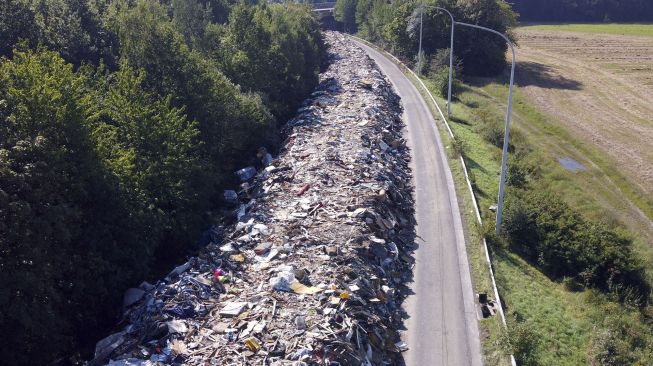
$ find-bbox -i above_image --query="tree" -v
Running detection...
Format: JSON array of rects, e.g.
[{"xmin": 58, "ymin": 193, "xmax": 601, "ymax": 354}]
[
  {"xmin": 0, "ymin": 49, "xmax": 144, "ymax": 365},
  {"xmin": 334, "ymin": 0, "xmax": 358, "ymax": 32},
  {"xmin": 110, "ymin": 0, "xmax": 275, "ymax": 194},
  {"xmin": 454, "ymin": 0, "xmax": 517, "ymax": 76},
  {"xmin": 212, "ymin": 2, "xmax": 325, "ymax": 119},
  {"xmin": 355, "ymin": 0, "xmax": 391, "ymax": 41},
  {"xmin": 0, "ymin": 0, "xmax": 38, "ymax": 57},
  {"xmin": 383, "ymin": 2, "xmax": 415, "ymax": 57},
  {"xmin": 88, "ymin": 62, "xmax": 205, "ymax": 251}
]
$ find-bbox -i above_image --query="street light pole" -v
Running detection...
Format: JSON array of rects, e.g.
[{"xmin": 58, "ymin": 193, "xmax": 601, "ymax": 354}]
[
  {"xmin": 417, "ymin": 5, "xmax": 455, "ymax": 117},
  {"xmin": 454, "ymin": 22, "xmax": 516, "ymax": 235},
  {"xmin": 418, "ymin": 8, "xmax": 423, "ymax": 74}
]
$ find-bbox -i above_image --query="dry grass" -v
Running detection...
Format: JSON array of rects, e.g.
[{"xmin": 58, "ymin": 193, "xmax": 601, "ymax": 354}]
[{"xmin": 515, "ymin": 28, "xmax": 653, "ymax": 197}]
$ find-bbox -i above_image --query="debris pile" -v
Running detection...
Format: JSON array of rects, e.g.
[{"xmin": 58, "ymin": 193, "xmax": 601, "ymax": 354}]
[{"xmin": 91, "ymin": 32, "xmax": 416, "ymax": 366}]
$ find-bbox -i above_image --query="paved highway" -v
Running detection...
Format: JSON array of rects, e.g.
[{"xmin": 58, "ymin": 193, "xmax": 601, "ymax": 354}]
[{"xmin": 352, "ymin": 39, "xmax": 483, "ymax": 366}]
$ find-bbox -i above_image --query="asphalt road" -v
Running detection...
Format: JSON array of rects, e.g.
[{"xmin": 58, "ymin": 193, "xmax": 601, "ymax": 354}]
[{"xmin": 353, "ymin": 39, "xmax": 483, "ymax": 366}]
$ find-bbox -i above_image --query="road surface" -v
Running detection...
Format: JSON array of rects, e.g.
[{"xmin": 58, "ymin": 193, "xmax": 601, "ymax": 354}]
[{"xmin": 352, "ymin": 39, "xmax": 483, "ymax": 366}]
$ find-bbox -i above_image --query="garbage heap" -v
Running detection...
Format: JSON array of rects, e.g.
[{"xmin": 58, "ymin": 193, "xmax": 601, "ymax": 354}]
[{"xmin": 93, "ymin": 32, "xmax": 416, "ymax": 366}]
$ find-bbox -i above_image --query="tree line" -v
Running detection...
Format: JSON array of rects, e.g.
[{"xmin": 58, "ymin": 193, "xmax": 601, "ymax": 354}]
[
  {"xmin": 0, "ymin": 0, "xmax": 326, "ymax": 364},
  {"xmin": 511, "ymin": 0, "xmax": 653, "ymax": 22},
  {"xmin": 334, "ymin": 0, "xmax": 517, "ymax": 77}
]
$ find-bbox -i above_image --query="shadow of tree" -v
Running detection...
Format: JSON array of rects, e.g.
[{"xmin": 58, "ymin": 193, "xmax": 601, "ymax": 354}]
[
  {"xmin": 515, "ymin": 61, "xmax": 583, "ymax": 90},
  {"xmin": 463, "ymin": 61, "xmax": 583, "ymax": 91}
]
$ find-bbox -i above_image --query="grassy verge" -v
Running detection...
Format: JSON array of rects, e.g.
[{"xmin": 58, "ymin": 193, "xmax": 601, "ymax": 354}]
[
  {"xmin": 472, "ymin": 81, "xmax": 653, "ymax": 261},
  {"xmin": 518, "ymin": 23, "xmax": 653, "ymax": 37},
  {"xmin": 403, "ymin": 68, "xmax": 512, "ymax": 366}
]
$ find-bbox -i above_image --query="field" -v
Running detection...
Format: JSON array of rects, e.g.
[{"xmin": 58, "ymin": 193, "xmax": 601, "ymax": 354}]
[
  {"xmin": 514, "ymin": 25, "xmax": 653, "ymax": 234},
  {"xmin": 417, "ymin": 23, "xmax": 653, "ymax": 364},
  {"xmin": 520, "ymin": 23, "xmax": 653, "ymax": 37}
]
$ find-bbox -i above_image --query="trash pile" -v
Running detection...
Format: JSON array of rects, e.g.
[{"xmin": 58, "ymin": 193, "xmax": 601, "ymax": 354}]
[{"xmin": 91, "ymin": 32, "xmax": 416, "ymax": 366}]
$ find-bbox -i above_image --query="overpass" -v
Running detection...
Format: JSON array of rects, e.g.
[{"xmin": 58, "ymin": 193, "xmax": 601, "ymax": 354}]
[{"xmin": 310, "ymin": 1, "xmax": 335, "ymax": 13}]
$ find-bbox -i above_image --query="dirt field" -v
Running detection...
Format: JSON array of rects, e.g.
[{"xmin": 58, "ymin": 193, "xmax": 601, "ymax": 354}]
[{"xmin": 514, "ymin": 28, "xmax": 653, "ymax": 197}]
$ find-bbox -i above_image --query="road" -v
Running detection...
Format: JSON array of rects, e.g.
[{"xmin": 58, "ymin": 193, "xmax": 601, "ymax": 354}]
[{"xmin": 352, "ymin": 39, "xmax": 483, "ymax": 366}]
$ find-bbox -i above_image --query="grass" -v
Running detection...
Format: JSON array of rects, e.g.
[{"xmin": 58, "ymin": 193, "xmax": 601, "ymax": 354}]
[
  {"xmin": 493, "ymin": 249, "xmax": 591, "ymax": 365},
  {"xmin": 519, "ymin": 23, "xmax": 653, "ymax": 37},
  {"xmin": 474, "ymin": 81, "xmax": 653, "ymax": 262}
]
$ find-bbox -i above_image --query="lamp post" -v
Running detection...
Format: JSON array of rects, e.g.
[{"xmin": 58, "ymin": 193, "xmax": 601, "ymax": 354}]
[
  {"xmin": 454, "ymin": 22, "xmax": 516, "ymax": 235},
  {"xmin": 417, "ymin": 5, "xmax": 455, "ymax": 118}
]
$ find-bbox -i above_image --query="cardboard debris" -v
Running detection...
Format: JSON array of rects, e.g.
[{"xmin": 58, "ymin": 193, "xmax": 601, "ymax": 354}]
[{"xmin": 290, "ymin": 281, "xmax": 324, "ymax": 295}]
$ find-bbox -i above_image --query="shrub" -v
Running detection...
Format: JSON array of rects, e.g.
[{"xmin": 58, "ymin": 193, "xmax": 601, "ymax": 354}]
[
  {"xmin": 503, "ymin": 189, "xmax": 650, "ymax": 302},
  {"xmin": 479, "ymin": 119, "xmax": 505, "ymax": 148},
  {"xmin": 432, "ymin": 67, "xmax": 454, "ymax": 98},
  {"xmin": 589, "ymin": 312, "xmax": 653, "ymax": 365},
  {"xmin": 506, "ymin": 155, "xmax": 530, "ymax": 188},
  {"xmin": 449, "ymin": 138, "xmax": 467, "ymax": 159}
]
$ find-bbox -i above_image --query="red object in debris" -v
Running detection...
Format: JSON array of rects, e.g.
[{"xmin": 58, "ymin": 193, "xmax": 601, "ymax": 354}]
[
  {"xmin": 214, "ymin": 268, "xmax": 225, "ymax": 281},
  {"xmin": 296, "ymin": 183, "xmax": 310, "ymax": 196}
]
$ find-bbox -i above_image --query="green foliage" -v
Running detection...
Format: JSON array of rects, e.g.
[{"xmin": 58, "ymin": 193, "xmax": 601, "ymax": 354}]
[
  {"xmin": 352, "ymin": 0, "xmax": 518, "ymax": 77},
  {"xmin": 382, "ymin": 1, "xmax": 414, "ymax": 57},
  {"xmin": 503, "ymin": 189, "xmax": 650, "ymax": 302},
  {"xmin": 334, "ymin": 0, "xmax": 357, "ymax": 32},
  {"xmin": 88, "ymin": 62, "xmax": 205, "ymax": 250},
  {"xmin": 431, "ymin": 66, "xmax": 461, "ymax": 100},
  {"xmin": 0, "ymin": 0, "xmax": 118, "ymax": 66},
  {"xmin": 507, "ymin": 314, "xmax": 542, "ymax": 366},
  {"xmin": 171, "ymin": 0, "xmax": 212, "ymax": 48},
  {"xmin": 589, "ymin": 310, "xmax": 653, "ymax": 365},
  {"xmin": 0, "ymin": 0, "xmax": 38, "ymax": 56},
  {"xmin": 0, "ymin": 49, "xmax": 146, "ymax": 365},
  {"xmin": 111, "ymin": 0, "xmax": 276, "ymax": 193},
  {"xmin": 355, "ymin": 0, "xmax": 391, "ymax": 41},
  {"xmin": 454, "ymin": 0, "xmax": 517, "ymax": 76},
  {"xmin": 506, "ymin": 154, "xmax": 531, "ymax": 188},
  {"xmin": 213, "ymin": 2, "xmax": 326, "ymax": 119},
  {"xmin": 449, "ymin": 138, "xmax": 467, "ymax": 159},
  {"xmin": 474, "ymin": 106, "xmax": 505, "ymax": 148}
]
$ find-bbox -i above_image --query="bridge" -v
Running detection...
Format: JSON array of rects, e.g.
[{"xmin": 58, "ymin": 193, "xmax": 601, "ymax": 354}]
[{"xmin": 310, "ymin": 1, "xmax": 335, "ymax": 12}]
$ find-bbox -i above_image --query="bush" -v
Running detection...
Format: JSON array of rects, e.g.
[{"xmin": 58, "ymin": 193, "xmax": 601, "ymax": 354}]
[
  {"xmin": 503, "ymin": 189, "xmax": 650, "ymax": 302},
  {"xmin": 449, "ymin": 137, "xmax": 467, "ymax": 159},
  {"xmin": 432, "ymin": 67, "xmax": 457, "ymax": 99},
  {"xmin": 589, "ymin": 312, "xmax": 653, "ymax": 365},
  {"xmin": 478, "ymin": 120, "xmax": 505, "ymax": 148},
  {"xmin": 506, "ymin": 155, "xmax": 530, "ymax": 188},
  {"xmin": 473, "ymin": 106, "xmax": 506, "ymax": 148}
]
